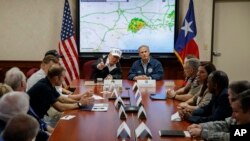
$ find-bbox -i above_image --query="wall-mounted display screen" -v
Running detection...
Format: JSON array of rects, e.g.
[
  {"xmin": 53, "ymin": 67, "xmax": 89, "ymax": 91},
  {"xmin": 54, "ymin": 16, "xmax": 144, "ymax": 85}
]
[{"xmin": 78, "ymin": 0, "xmax": 177, "ymax": 57}]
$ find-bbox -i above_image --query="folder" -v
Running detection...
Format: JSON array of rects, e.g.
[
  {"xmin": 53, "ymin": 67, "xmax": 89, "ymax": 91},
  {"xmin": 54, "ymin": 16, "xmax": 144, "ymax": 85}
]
[{"xmin": 150, "ymin": 93, "xmax": 167, "ymax": 100}]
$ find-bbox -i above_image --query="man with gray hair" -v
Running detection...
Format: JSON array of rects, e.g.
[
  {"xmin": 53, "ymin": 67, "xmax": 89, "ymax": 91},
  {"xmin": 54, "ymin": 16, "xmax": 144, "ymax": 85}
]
[
  {"xmin": 0, "ymin": 91, "xmax": 30, "ymax": 133},
  {"xmin": 4, "ymin": 67, "xmax": 52, "ymax": 141},
  {"xmin": 167, "ymin": 58, "xmax": 200, "ymax": 101},
  {"xmin": 128, "ymin": 45, "xmax": 164, "ymax": 80},
  {"xmin": 4, "ymin": 67, "xmax": 27, "ymax": 91}
]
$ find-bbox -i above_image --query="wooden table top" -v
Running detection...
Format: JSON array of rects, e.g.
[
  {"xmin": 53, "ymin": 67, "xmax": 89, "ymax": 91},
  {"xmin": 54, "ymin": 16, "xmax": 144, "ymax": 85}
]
[{"xmin": 49, "ymin": 80, "xmax": 192, "ymax": 141}]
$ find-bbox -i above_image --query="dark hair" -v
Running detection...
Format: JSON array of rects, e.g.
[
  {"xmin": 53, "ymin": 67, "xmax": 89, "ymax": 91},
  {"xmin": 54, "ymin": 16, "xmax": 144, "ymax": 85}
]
[
  {"xmin": 232, "ymin": 89, "xmax": 250, "ymax": 113},
  {"xmin": 47, "ymin": 65, "xmax": 65, "ymax": 79},
  {"xmin": 198, "ymin": 62, "xmax": 216, "ymax": 96},
  {"xmin": 42, "ymin": 55, "xmax": 59, "ymax": 64},
  {"xmin": 229, "ymin": 81, "xmax": 250, "ymax": 100},
  {"xmin": 209, "ymin": 70, "xmax": 229, "ymax": 90}
]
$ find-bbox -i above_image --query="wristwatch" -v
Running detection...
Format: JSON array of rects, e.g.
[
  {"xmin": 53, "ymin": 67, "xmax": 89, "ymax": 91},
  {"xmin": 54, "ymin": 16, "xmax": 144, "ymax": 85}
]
[{"xmin": 77, "ymin": 102, "xmax": 82, "ymax": 108}]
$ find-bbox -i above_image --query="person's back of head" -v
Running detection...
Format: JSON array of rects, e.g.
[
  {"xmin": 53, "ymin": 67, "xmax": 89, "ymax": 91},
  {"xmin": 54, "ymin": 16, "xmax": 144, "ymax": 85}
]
[
  {"xmin": 0, "ymin": 91, "xmax": 29, "ymax": 122},
  {"xmin": 0, "ymin": 83, "xmax": 13, "ymax": 98},
  {"xmin": 4, "ymin": 67, "xmax": 26, "ymax": 91},
  {"xmin": 229, "ymin": 80, "xmax": 250, "ymax": 102},
  {"xmin": 209, "ymin": 70, "xmax": 229, "ymax": 91},
  {"xmin": 3, "ymin": 114, "xmax": 39, "ymax": 141}
]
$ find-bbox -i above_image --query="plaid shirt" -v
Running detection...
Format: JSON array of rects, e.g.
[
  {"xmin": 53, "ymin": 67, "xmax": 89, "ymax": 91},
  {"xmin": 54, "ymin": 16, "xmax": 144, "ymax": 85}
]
[{"xmin": 200, "ymin": 117, "xmax": 236, "ymax": 141}]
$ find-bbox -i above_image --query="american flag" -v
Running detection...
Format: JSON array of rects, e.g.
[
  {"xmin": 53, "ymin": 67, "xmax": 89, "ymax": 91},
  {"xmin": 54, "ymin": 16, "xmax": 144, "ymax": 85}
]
[{"xmin": 59, "ymin": 0, "xmax": 79, "ymax": 85}]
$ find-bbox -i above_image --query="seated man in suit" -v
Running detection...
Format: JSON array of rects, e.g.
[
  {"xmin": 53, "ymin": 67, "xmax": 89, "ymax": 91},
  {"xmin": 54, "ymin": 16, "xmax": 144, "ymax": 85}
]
[
  {"xmin": 92, "ymin": 48, "xmax": 122, "ymax": 80},
  {"xmin": 187, "ymin": 70, "xmax": 232, "ymax": 123},
  {"xmin": 128, "ymin": 45, "xmax": 163, "ymax": 80}
]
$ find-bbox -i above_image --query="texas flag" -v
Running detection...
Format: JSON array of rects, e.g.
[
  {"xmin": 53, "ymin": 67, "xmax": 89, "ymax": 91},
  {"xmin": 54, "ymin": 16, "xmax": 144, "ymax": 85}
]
[{"xmin": 174, "ymin": 0, "xmax": 199, "ymax": 64}]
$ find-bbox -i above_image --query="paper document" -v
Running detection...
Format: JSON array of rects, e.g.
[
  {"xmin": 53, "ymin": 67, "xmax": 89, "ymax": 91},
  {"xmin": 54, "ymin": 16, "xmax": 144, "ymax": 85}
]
[
  {"xmin": 92, "ymin": 94, "xmax": 104, "ymax": 100},
  {"xmin": 61, "ymin": 115, "xmax": 75, "ymax": 120},
  {"xmin": 171, "ymin": 112, "xmax": 181, "ymax": 121},
  {"xmin": 164, "ymin": 81, "xmax": 175, "ymax": 87},
  {"xmin": 84, "ymin": 81, "xmax": 95, "ymax": 86},
  {"xmin": 91, "ymin": 103, "xmax": 109, "ymax": 112}
]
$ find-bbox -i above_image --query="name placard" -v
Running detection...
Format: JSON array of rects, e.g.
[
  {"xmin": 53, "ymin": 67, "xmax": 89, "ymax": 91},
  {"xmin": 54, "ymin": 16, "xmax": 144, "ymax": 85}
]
[
  {"xmin": 119, "ymin": 106, "xmax": 127, "ymax": 119},
  {"xmin": 104, "ymin": 79, "xmax": 122, "ymax": 87},
  {"xmin": 114, "ymin": 96, "xmax": 125, "ymax": 108},
  {"xmin": 111, "ymin": 89, "xmax": 118, "ymax": 98},
  {"xmin": 137, "ymin": 106, "xmax": 147, "ymax": 119},
  {"xmin": 117, "ymin": 121, "xmax": 131, "ymax": 138},
  {"xmin": 137, "ymin": 80, "xmax": 156, "ymax": 87},
  {"xmin": 135, "ymin": 122, "xmax": 152, "ymax": 138},
  {"xmin": 132, "ymin": 82, "xmax": 139, "ymax": 92},
  {"xmin": 136, "ymin": 96, "xmax": 142, "ymax": 107}
]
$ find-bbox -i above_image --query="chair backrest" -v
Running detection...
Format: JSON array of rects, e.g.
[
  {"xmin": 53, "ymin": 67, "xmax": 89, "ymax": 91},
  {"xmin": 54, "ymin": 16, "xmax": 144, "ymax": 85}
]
[{"xmin": 82, "ymin": 60, "xmax": 96, "ymax": 80}]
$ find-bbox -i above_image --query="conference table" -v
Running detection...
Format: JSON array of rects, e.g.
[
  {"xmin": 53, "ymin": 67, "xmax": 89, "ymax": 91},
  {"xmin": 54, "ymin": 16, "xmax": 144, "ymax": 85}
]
[{"xmin": 49, "ymin": 80, "xmax": 192, "ymax": 141}]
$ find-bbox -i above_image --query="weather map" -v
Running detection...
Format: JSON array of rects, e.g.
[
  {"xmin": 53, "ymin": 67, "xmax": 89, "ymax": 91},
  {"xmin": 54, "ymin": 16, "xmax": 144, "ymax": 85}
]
[{"xmin": 79, "ymin": 0, "xmax": 176, "ymax": 53}]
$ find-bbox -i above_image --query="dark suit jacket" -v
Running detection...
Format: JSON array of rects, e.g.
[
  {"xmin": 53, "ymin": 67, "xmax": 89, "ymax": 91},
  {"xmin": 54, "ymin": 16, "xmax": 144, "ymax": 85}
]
[
  {"xmin": 188, "ymin": 88, "xmax": 232, "ymax": 123},
  {"xmin": 92, "ymin": 56, "xmax": 122, "ymax": 80}
]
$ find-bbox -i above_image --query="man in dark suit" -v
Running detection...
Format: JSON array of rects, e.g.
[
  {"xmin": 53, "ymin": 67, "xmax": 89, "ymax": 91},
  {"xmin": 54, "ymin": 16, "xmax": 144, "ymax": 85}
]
[
  {"xmin": 187, "ymin": 70, "xmax": 232, "ymax": 123},
  {"xmin": 92, "ymin": 48, "xmax": 122, "ymax": 80}
]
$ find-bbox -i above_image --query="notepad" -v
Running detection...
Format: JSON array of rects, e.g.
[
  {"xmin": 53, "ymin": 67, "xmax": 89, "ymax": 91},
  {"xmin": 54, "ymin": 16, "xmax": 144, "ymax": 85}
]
[
  {"xmin": 80, "ymin": 103, "xmax": 109, "ymax": 112},
  {"xmin": 61, "ymin": 115, "xmax": 76, "ymax": 120}
]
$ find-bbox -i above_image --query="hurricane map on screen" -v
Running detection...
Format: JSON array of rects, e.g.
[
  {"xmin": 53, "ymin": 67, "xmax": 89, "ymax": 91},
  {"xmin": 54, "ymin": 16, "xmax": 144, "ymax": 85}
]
[{"xmin": 79, "ymin": 0, "xmax": 176, "ymax": 54}]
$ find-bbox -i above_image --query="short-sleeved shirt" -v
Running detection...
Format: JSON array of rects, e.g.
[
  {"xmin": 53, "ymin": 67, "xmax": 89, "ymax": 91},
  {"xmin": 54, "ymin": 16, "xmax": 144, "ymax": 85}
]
[
  {"xmin": 189, "ymin": 81, "xmax": 202, "ymax": 96},
  {"xmin": 27, "ymin": 77, "xmax": 60, "ymax": 119},
  {"xmin": 26, "ymin": 69, "xmax": 46, "ymax": 91}
]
